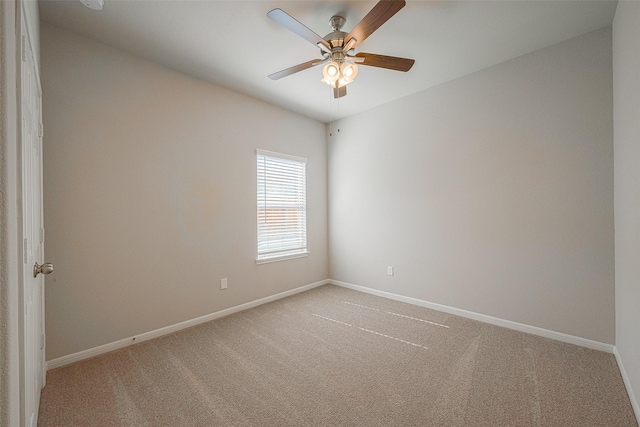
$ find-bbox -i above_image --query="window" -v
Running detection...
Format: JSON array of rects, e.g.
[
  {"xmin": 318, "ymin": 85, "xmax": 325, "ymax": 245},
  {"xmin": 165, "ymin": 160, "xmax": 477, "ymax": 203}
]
[{"xmin": 256, "ymin": 149, "xmax": 308, "ymax": 263}]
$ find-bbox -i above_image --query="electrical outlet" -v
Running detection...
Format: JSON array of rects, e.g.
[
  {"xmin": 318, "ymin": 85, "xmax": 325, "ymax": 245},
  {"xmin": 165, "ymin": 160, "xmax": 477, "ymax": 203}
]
[
  {"xmin": 387, "ymin": 266, "xmax": 394, "ymax": 276},
  {"xmin": 220, "ymin": 278, "xmax": 228, "ymax": 290}
]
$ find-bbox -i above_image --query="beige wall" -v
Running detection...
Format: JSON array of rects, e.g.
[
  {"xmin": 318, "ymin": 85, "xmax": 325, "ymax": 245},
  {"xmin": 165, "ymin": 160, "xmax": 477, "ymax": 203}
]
[
  {"xmin": 329, "ymin": 28, "xmax": 614, "ymax": 344},
  {"xmin": 613, "ymin": 1, "xmax": 640, "ymax": 416},
  {"xmin": 41, "ymin": 16, "xmax": 621, "ymax": 363},
  {"xmin": 41, "ymin": 24, "xmax": 328, "ymax": 360}
]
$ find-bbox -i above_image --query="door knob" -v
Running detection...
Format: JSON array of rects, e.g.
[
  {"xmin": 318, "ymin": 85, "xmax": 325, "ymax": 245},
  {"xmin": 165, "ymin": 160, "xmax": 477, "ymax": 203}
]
[{"xmin": 34, "ymin": 262, "xmax": 54, "ymax": 278}]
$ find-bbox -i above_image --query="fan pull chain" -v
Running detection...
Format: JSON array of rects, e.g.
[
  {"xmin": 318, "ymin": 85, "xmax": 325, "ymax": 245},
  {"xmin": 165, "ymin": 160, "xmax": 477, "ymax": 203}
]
[{"xmin": 329, "ymin": 85, "xmax": 333, "ymax": 137}]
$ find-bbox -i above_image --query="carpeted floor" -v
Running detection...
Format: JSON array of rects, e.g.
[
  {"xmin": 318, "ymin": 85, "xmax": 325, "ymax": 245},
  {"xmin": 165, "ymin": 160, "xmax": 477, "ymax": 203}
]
[{"xmin": 38, "ymin": 284, "xmax": 638, "ymax": 426}]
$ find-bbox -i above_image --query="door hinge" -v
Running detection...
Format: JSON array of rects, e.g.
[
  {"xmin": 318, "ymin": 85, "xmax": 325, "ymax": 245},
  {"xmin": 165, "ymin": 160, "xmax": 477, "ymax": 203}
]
[
  {"xmin": 40, "ymin": 227, "xmax": 45, "ymax": 243},
  {"xmin": 21, "ymin": 35, "xmax": 26, "ymax": 62},
  {"xmin": 38, "ymin": 123, "xmax": 44, "ymax": 138}
]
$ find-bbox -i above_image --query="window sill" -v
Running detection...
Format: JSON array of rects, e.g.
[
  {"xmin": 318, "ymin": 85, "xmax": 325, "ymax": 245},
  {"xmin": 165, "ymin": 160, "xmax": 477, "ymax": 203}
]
[{"xmin": 255, "ymin": 251, "xmax": 310, "ymax": 265}]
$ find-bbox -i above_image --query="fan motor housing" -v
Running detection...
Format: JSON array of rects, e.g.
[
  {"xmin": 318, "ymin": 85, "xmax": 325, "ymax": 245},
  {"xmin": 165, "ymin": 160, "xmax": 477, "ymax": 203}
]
[
  {"xmin": 324, "ymin": 31, "xmax": 348, "ymax": 50},
  {"xmin": 325, "ymin": 15, "xmax": 349, "ymax": 51}
]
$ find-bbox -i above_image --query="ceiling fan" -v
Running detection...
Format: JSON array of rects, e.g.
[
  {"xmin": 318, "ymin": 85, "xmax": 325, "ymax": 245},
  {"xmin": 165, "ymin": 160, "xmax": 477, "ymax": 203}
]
[{"xmin": 267, "ymin": 0, "xmax": 415, "ymax": 98}]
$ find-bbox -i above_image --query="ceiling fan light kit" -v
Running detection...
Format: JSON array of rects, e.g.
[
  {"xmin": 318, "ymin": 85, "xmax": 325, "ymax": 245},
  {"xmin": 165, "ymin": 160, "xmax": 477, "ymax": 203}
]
[
  {"xmin": 267, "ymin": 0, "xmax": 415, "ymax": 98},
  {"xmin": 320, "ymin": 56, "xmax": 359, "ymax": 89}
]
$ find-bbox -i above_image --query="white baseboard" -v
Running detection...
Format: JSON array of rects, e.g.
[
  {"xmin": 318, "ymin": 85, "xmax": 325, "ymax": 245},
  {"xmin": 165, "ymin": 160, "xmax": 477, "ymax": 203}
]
[
  {"xmin": 47, "ymin": 279, "xmax": 329, "ymax": 370},
  {"xmin": 47, "ymin": 277, "xmax": 635, "ymax": 421},
  {"xmin": 48, "ymin": 277, "xmax": 616, "ymax": 370},
  {"xmin": 614, "ymin": 347, "xmax": 640, "ymax": 422},
  {"xmin": 329, "ymin": 279, "xmax": 615, "ymax": 354}
]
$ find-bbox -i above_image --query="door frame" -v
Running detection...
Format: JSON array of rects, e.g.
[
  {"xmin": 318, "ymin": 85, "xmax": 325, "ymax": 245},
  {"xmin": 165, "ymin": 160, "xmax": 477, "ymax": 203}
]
[
  {"xmin": 0, "ymin": 1, "xmax": 22, "ymax": 426},
  {"xmin": 18, "ymin": 2, "xmax": 45, "ymax": 425},
  {"xmin": 2, "ymin": 1, "xmax": 46, "ymax": 426}
]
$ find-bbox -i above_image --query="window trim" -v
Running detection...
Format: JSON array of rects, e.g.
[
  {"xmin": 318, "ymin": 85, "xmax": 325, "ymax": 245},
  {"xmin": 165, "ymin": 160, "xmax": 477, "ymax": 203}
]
[
  {"xmin": 255, "ymin": 149, "xmax": 308, "ymax": 264},
  {"xmin": 255, "ymin": 251, "xmax": 309, "ymax": 265}
]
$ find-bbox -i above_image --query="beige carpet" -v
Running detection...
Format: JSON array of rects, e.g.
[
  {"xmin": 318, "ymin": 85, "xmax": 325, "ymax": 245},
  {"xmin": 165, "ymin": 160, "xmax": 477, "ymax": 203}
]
[{"xmin": 38, "ymin": 285, "xmax": 638, "ymax": 426}]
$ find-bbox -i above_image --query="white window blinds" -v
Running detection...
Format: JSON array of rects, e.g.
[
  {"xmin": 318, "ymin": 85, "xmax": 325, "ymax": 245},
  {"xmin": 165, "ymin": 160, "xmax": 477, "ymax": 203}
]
[{"xmin": 256, "ymin": 150, "xmax": 308, "ymax": 262}]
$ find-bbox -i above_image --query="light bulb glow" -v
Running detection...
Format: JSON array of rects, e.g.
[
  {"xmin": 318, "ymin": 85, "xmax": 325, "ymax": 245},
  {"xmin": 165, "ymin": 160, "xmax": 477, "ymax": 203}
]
[
  {"xmin": 340, "ymin": 62, "xmax": 358, "ymax": 85},
  {"xmin": 322, "ymin": 62, "xmax": 340, "ymax": 83}
]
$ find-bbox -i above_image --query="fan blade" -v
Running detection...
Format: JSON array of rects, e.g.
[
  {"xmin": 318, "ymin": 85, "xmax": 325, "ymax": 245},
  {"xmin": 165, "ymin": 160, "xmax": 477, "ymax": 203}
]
[
  {"xmin": 267, "ymin": 9, "xmax": 332, "ymax": 54},
  {"xmin": 334, "ymin": 86, "xmax": 347, "ymax": 98},
  {"xmin": 354, "ymin": 52, "xmax": 415, "ymax": 72},
  {"xmin": 268, "ymin": 59, "xmax": 323, "ymax": 80},
  {"xmin": 345, "ymin": 0, "xmax": 406, "ymax": 48}
]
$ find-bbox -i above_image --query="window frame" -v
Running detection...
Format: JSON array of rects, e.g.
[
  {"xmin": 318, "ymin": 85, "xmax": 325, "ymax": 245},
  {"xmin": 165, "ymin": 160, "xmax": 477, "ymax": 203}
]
[{"xmin": 255, "ymin": 149, "xmax": 309, "ymax": 264}]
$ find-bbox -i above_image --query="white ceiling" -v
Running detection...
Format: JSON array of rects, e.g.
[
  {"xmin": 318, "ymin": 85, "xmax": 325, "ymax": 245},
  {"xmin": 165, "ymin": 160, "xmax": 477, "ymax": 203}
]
[{"xmin": 39, "ymin": 0, "xmax": 618, "ymax": 123}]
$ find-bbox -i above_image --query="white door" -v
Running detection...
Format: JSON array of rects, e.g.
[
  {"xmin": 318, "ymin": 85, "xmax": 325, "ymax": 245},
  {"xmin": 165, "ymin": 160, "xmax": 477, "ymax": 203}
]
[{"xmin": 20, "ymin": 12, "xmax": 47, "ymax": 427}]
